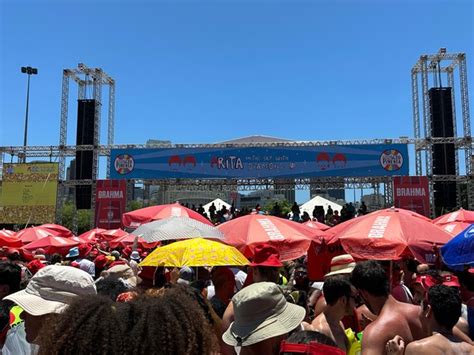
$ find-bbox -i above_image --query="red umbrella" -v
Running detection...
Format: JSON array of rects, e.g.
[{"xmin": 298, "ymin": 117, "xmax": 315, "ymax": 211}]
[
  {"xmin": 38, "ymin": 224, "xmax": 74, "ymax": 238},
  {"xmin": 432, "ymin": 208, "xmax": 474, "ymax": 236},
  {"xmin": 70, "ymin": 236, "xmax": 88, "ymax": 245},
  {"xmin": 303, "ymin": 220, "xmax": 331, "ymax": 231},
  {"xmin": 331, "ymin": 207, "xmax": 452, "ymax": 263},
  {"xmin": 0, "ymin": 229, "xmax": 15, "ymax": 238},
  {"xmin": 23, "ymin": 236, "xmax": 79, "ymax": 255},
  {"xmin": 0, "ymin": 234, "xmax": 22, "ymax": 248},
  {"xmin": 218, "ymin": 214, "xmax": 328, "ymax": 261},
  {"xmin": 122, "ymin": 203, "xmax": 213, "ymax": 229},
  {"xmin": 109, "ymin": 233, "xmax": 159, "ymax": 250},
  {"xmin": 79, "ymin": 228, "xmax": 107, "ymax": 243},
  {"xmin": 326, "ymin": 207, "xmax": 431, "ymax": 242},
  {"xmin": 16, "ymin": 227, "xmax": 56, "ymax": 244},
  {"xmin": 96, "ymin": 229, "xmax": 129, "ymax": 241}
]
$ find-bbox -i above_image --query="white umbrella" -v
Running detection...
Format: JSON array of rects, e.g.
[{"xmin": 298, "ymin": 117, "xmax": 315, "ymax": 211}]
[{"xmin": 133, "ymin": 216, "xmax": 224, "ymax": 243}]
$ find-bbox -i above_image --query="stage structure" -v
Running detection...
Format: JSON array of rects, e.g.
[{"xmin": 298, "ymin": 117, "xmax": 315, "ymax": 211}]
[
  {"xmin": 57, "ymin": 63, "xmax": 115, "ymax": 226},
  {"xmin": 1, "ymin": 138, "xmax": 412, "ymax": 226},
  {"xmin": 412, "ymin": 48, "xmax": 472, "ymax": 215},
  {"xmin": 1, "ymin": 50, "xmax": 472, "ymax": 228}
]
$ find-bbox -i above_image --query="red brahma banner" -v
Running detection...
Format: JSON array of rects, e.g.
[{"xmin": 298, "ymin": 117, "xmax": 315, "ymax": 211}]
[
  {"xmin": 393, "ymin": 176, "xmax": 430, "ymax": 217},
  {"xmin": 95, "ymin": 180, "xmax": 127, "ymax": 229}
]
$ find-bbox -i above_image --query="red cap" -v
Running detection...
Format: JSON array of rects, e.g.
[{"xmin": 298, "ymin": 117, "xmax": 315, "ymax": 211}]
[
  {"xmin": 249, "ymin": 244, "xmax": 283, "ymax": 267},
  {"xmin": 78, "ymin": 243, "xmax": 92, "ymax": 258},
  {"xmin": 94, "ymin": 254, "xmax": 108, "ymax": 270},
  {"xmin": 442, "ymin": 274, "xmax": 460, "ymax": 288},
  {"xmin": 414, "ymin": 274, "xmax": 439, "ymax": 291},
  {"xmin": 122, "ymin": 246, "xmax": 132, "ymax": 259},
  {"xmin": 26, "ymin": 259, "xmax": 45, "ymax": 276}
]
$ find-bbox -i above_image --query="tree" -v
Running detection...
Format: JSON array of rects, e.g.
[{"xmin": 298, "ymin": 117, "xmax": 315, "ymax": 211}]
[
  {"xmin": 127, "ymin": 200, "xmax": 144, "ymax": 212},
  {"xmin": 263, "ymin": 199, "xmax": 292, "ymax": 217},
  {"xmin": 59, "ymin": 202, "xmax": 91, "ymax": 234}
]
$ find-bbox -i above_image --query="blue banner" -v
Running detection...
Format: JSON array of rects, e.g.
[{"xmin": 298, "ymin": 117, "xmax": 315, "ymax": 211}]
[{"xmin": 110, "ymin": 144, "xmax": 409, "ymax": 179}]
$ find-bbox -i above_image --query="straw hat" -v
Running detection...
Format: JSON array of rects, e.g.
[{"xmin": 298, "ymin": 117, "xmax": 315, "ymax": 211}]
[
  {"xmin": 324, "ymin": 254, "xmax": 356, "ymax": 277},
  {"xmin": 222, "ymin": 282, "xmax": 305, "ymax": 347}
]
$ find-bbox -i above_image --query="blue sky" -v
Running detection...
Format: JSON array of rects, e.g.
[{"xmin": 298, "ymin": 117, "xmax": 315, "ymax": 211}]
[{"xmin": 1, "ymin": 0, "xmax": 473, "ymax": 202}]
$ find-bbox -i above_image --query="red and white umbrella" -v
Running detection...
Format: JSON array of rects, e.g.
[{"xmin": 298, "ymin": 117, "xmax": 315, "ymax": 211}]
[
  {"xmin": 0, "ymin": 229, "xmax": 15, "ymax": 238},
  {"xmin": 70, "ymin": 236, "xmax": 89, "ymax": 244},
  {"xmin": 79, "ymin": 228, "xmax": 107, "ymax": 243},
  {"xmin": 330, "ymin": 207, "xmax": 451, "ymax": 263},
  {"xmin": 23, "ymin": 236, "xmax": 79, "ymax": 255},
  {"xmin": 218, "ymin": 214, "xmax": 328, "ymax": 261},
  {"xmin": 303, "ymin": 220, "xmax": 330, "ymax": 231},
  {"xmin": 0, "ymin": 234, "xmax": 22, "ymax": 248},
  {"xmin": 38, "ymin": 224, "xmax": 74, "ymax": 238},
  {"xmin": 122, "ymin": 203, "xmax": 213, "ymax": 229},
  {"xmin": 433, "ymin": 208, "xmax": 474, "ymax": 236},
  {"xmin": 16, "ymin": 227, "xmax": 56, "ymax": 244},
  {"xmin": 96, "ymin": 229, "xmax": 129, "ymax": 241},
  {"xmin": 109, "ymin": 233, "xmax": 159, "ymax": 250}
]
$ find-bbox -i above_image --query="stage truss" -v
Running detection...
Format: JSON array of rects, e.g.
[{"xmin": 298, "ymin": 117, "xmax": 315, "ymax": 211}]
[
  {"xmin": 412, "ymin": 48, "xmax": 473, "ymax": 213},
  {"xmin": 1, "ymin": 51, "xmax": 473, "ymax": 229}
]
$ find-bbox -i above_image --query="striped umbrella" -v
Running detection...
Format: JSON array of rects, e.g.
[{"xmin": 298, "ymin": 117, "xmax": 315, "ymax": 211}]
[{"xmin": 134, "ymin": 216, "xmax": 224, "ymax": 243}]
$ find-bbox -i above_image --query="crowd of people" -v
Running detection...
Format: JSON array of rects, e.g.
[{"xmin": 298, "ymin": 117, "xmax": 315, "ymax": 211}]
[
  {"xmin": 0, "ymin": 238, "xmax": 472, "ymax": 354},
  {"xmin": 182, "ymin": 200, "xmax": 367, "ymax": 226}
]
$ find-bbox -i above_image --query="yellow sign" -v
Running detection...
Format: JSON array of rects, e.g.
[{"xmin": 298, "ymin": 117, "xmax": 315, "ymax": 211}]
[{"xmin": 0, "ymin": 163, "xmax": 59, "ymax": 224}]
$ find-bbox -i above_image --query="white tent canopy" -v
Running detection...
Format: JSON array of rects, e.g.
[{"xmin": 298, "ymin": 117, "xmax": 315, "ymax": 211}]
[
  {"xmin": 203, "ymin": 198, "xmax": 231, "ymax": 215},
  {"xmin": 299, "ymin": 195, "xmax": 343, "ymax": 215}
]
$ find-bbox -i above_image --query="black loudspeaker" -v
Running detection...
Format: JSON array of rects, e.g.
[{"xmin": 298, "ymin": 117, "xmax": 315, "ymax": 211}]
[
  {"xmin": 433, "ymin": 182, "xmax": 457, "ymax": 216},
  {"xmin": 429, "ymin": 88, "xmax": 457, "ymax": 215},
  {"xmin": 75, "ymin": 99, "xmax": 96, "ymax": 209}
]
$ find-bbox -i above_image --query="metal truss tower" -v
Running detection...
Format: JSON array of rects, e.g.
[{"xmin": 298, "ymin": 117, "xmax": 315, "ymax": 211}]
[
  {"xmin": 412, "ymin": 48, "xmax": 472, "ymax": 215},
  {"xmin": 57, "ymin": 63, "xmax": 115, "ymax": 226}
]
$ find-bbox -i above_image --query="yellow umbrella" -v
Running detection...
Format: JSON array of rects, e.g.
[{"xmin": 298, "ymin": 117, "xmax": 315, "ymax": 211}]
[{"xmin": 139, "ymin": 238, "xmax": 249, "ymax": 267}]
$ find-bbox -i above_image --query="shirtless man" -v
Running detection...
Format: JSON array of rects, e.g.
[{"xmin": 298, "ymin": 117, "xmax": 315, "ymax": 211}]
[
  {"xmin": 350, "ymin": 260, "xmax": 427, "ymax": 355},
  {"xmin": 311, "ymin": 275, "xmax": 357, "ymax": 352},
  {"xmin": 387, "ymin": 285, "xmax": 473, "ymax": 354}
]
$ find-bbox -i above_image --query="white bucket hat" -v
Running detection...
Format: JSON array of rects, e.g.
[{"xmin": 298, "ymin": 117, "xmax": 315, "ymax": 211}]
[
  {"xmin": 222, "ymin": 282, "xmax": 305, "ymax": 347},
  {"xmin": 4, "ymin": 265, "xmax": 97, "ymax": 316}
]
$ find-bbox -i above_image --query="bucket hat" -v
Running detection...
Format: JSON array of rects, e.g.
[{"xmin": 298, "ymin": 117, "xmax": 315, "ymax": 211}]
[
  {"xmin": 66, "ymin": 247, "xmax": 79, "ymax": 259},
  {"xmin": 222, "ymin": 282, "xmax": 305, "ymax": 347},
  {"xmin": 4, "ymin": 265, "xmax": 97, "ymax": 316},
  {"xmin": 249, "ymin": 244, "xmax": 283, "ymax": 267}
]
